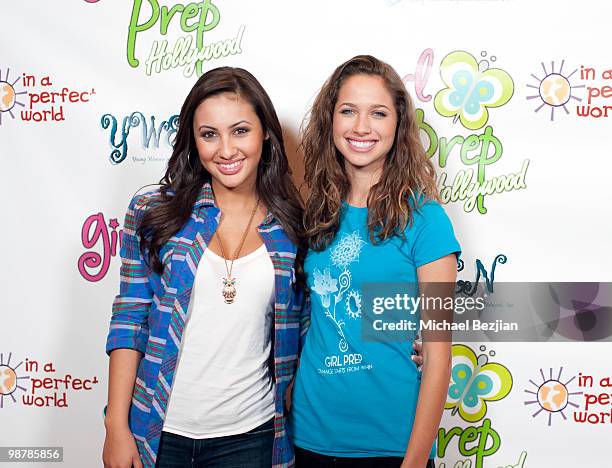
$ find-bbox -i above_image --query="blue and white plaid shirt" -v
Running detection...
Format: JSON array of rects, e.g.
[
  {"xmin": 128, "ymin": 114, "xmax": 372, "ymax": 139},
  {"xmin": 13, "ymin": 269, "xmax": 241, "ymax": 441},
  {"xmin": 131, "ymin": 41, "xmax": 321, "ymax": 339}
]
[{"xmin": 106, "ymin": 182, "xmax": 309, "ymax": 467}]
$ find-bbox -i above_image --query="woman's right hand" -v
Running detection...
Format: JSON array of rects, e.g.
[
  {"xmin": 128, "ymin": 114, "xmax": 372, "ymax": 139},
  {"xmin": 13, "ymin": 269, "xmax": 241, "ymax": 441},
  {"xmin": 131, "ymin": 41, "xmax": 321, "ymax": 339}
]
[{"xmin": 102, "ymin": 425, "xmax": 143, "ymax": 468}]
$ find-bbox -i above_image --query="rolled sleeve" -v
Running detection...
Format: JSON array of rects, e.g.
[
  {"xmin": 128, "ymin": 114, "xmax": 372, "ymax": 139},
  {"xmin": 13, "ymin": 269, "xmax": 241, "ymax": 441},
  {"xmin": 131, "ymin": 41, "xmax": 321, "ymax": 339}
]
[{"xmin": 106, "ymin": 194, "xmax": 154, "ymax": 355}]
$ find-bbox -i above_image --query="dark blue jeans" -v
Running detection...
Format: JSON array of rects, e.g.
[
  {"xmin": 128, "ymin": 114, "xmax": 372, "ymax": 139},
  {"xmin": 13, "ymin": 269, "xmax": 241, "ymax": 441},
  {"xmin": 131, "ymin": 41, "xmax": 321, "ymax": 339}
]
[
  {"xmin": 295, "ymin": 446, "xmax": 435, "ymax": 467},
  {"xmin": 155, "ymin": 418, "xmax": 274, "ymax": 468}
]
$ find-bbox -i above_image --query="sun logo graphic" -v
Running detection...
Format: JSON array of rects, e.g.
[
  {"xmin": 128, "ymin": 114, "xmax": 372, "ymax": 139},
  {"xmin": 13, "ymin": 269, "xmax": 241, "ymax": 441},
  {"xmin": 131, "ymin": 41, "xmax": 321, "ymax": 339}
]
[
  {"xmin": 526, "ymin": 60, "xmax": 585, "ymax": 121},
  {"xmin": 345, "ymin": 290, "xmax": 362, "ymax": 319},
  {"xmin": 524, "ymin": 367, "xmax": 582, "ymax": 426},
  {"xmin": 434, "ymin": 51, "xmax": 514, "ymax": 131},
  {"xmin": 445, "ymin": 344, "xmax": 513, "ymax": 422},
  {"xmin": 0, "ymin": 68, "xmax": 26, "ymax": 126},
  {"xmin": 0, "ymin": 352, "xmax": 30, "ymax": 408}
]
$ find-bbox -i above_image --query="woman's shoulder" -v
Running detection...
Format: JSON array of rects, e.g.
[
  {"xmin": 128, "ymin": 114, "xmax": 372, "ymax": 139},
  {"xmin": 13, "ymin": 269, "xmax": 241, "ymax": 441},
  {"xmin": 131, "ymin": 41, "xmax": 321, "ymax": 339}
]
[
  {"xmin": 403, "ymin": 194, "xmax": 461, "ymax": 264},
  {"xmin": 122, "ymin": 186, "xmax": 170, "ymax": 233},
  {"xmin": 408, "ymin": 194, "xmax": 449, "ymax": 228},
  {"xmin": 127, "ymin": 185, "xmax": 170, "ymax": 212}
]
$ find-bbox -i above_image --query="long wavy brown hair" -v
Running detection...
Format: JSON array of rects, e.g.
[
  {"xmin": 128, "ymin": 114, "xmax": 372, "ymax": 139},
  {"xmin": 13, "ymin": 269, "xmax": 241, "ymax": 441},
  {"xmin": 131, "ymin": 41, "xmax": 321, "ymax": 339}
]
[{"xmin": 302, "ymin": 55, "xmax": 439, "ymax": 251}]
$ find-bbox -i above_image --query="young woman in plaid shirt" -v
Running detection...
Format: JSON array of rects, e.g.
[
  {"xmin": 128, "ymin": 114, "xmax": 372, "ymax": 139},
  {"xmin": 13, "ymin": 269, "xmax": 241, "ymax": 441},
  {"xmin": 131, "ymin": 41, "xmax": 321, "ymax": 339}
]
[{"xmin": 103, "ymin": 67, "xmax": 308, "ymax": 468}]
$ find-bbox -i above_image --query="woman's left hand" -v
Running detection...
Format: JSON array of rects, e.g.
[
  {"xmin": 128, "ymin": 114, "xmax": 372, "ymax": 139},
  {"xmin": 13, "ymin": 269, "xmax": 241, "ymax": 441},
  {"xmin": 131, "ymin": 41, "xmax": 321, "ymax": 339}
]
[
  {"xmin": 285, "ymin": 378, "xmax": 295, "ymax": 412},
  {"xmin": 412, "ymin": 338, "xmax": 424, "ymax": 369}
]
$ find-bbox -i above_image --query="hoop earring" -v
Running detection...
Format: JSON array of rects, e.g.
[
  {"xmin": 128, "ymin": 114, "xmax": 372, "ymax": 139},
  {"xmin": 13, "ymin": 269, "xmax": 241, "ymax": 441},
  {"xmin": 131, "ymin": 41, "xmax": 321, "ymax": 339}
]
[
  {"xmin": 186, "ymin": 149, "xmax": 197, "ymax": 172},
  {"xmin": 261, "ymin": 142, "xmax": 273, "ymax": 168}
]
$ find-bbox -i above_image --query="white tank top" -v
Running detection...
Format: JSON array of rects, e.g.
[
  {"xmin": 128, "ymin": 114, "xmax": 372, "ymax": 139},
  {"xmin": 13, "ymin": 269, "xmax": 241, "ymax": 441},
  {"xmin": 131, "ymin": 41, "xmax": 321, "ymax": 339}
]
[{"xmin": 162, "ymin": 243, "xmax": 276, "ymax": 438}]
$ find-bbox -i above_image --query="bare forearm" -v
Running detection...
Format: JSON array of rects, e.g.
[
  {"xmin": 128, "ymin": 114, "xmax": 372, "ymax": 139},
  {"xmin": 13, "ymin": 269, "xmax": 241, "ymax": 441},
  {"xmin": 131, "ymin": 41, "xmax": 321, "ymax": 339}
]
[
  {"xmin": 402, "ymin": 345, "xmax": 451, "ymax": 467},
  {"xmin": 404, "ymin": 254, "xmax": 456, "ymax": 466},
  {"xmin": 105, "ymin": 349, "xmax": 142, "ymax": 430}
]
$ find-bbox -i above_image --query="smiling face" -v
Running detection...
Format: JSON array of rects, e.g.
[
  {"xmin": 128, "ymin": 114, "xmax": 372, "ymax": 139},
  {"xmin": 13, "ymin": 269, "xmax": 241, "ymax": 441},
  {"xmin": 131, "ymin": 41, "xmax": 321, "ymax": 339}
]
[
  {"xmin": 193, "ymin": 92, "xmax": 265, "ymax": 192},
  {"xmin": 332, "ymin": 74, "xmax": 398, "ymax": 176}
]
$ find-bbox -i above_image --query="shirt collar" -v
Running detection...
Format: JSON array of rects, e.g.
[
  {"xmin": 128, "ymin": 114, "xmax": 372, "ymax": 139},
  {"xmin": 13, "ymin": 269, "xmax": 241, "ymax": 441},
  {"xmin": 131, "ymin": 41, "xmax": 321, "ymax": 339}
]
[
  {"xmin": 194, "ymin": 181, "xmax": 277, "ymax": 227},
  {"xmin": 194, "ymin": 182, "xmax": 216, "ymax": 209},
  {"xmin": 260, "ymin": 210, "xmax": 276, "ymax": 227}
]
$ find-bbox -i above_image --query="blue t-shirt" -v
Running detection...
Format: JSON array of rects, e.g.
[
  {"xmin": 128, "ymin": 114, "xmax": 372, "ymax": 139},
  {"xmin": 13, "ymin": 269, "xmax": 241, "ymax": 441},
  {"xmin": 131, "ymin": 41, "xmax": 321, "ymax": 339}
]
[{"xmin": 290, "ymin": 200, "xmax": 461, "ymax": 458}]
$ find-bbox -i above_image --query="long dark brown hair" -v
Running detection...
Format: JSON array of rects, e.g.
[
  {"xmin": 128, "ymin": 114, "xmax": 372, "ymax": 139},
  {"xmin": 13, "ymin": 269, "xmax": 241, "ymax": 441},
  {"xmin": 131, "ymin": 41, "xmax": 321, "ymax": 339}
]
[
  {"xmin": 302, "ymin": 55, "xmax": 439, "ymax": 251},
  {"xmin": 139, "ymin": 67, "xmax": 305, "ymax": 279}
]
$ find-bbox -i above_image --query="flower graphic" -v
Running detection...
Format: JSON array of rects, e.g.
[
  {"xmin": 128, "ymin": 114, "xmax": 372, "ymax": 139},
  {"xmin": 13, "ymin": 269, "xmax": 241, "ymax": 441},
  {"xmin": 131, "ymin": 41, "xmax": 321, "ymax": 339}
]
[
  {"xmin": 312, "ymin": 231, "xmax": 366, "ymax": 352},
  {"xmin": 446, "ymin": 345, "xmax": 512, "ymax": 423},
  {"xmin": 434, "ymin": 50, "xmax": 514, "ymax": 130},
  {"xmin": 331, "ymin": 231, "xmax": 366, "ymax": 269},
  {"xmin": 312, "ymin": 267, "xmax": 338, "ymax": 308}
]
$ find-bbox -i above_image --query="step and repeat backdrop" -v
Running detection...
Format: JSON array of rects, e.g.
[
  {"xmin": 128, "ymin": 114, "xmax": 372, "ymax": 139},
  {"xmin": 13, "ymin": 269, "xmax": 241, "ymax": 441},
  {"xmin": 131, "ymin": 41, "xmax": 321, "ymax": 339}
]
[{"xmin": 1, "ymin": 1, "xmax": 611, "ymax": 466}]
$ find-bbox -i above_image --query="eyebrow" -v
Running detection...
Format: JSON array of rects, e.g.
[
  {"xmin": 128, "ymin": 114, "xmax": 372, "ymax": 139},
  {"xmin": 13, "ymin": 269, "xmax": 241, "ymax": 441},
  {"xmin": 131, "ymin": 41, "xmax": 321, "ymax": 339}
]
[
  {"xmin": 198, "ymin": 120, "xmax": 253, "ymax": 132},
  {"xmin": 337, "ymin": 102, "xmax": 392, "ymax": 111}
]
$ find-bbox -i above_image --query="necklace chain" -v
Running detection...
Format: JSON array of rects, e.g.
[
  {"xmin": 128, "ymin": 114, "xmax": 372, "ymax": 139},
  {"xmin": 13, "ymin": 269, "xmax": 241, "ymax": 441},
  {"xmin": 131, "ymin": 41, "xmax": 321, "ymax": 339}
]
[{"xmin": 215, "ymin": 198, "xmax": 260, "ymax": 303}]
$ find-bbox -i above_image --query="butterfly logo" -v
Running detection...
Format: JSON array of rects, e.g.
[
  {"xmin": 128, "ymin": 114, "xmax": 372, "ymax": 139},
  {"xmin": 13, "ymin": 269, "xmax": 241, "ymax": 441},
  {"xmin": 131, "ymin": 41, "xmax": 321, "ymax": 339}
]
[
  {"xmin": 445, "ymin": 344, "xmax": 513, "ymax": 422},
  {"xmin": 434, "ymin": 51, "xmax": 514, "ymax": 130}
]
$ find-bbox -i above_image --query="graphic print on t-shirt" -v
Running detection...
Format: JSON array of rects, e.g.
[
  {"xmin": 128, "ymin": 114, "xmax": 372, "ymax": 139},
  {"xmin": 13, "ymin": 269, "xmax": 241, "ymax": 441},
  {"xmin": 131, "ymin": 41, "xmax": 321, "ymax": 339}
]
[{"xmin": 311, "ymin": 230, "xmax": 372, "ymax": 373}]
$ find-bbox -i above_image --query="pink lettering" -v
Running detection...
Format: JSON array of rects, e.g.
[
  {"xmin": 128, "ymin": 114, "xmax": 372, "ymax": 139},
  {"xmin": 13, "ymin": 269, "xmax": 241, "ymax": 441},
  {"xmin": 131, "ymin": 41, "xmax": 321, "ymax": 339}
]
[
  {"xmin": 403, "ymin": 48, "xmax": 434, "ymax": 103},
  {"xmin": 77, "ymin": 213, "xmax": 122, "ymax": 282}
]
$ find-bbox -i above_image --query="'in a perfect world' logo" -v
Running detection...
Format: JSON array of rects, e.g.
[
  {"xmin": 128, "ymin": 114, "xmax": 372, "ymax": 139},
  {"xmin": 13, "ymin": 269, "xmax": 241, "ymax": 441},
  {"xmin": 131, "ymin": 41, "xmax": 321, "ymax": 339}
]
[
  {"xmin": 0, "ymin": 352, "xmax": 99, "ymax": 408},
  {"xmin": 525, "ymin": 59, "xmax": 612, "ymax": 121},
  {"xmin": 127, "ymin": 0, "xmax": 245, "ymax": 77},
  {"xmin": 0, "ymin": 68, "xmax": 95, "ymax": 127}
]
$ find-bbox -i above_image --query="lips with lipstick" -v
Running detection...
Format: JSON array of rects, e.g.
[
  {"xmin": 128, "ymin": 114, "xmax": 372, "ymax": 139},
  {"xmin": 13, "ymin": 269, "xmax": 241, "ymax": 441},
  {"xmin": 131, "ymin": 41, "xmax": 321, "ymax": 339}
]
[
  {"xmin": 216, "ymin": 158, "xmax": 245, "ymax": 175},
  {"xmin": 347, "ymin": 138, "xmax": 377, "ymax": 152}
]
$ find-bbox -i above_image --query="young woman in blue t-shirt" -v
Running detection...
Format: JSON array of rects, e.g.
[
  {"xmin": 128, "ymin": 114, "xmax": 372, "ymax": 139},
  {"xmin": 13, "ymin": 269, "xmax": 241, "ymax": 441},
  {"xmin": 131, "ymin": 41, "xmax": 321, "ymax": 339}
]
[{"xmin": 290, "ymin": 55, "xmax": 461, "ymax": 468}]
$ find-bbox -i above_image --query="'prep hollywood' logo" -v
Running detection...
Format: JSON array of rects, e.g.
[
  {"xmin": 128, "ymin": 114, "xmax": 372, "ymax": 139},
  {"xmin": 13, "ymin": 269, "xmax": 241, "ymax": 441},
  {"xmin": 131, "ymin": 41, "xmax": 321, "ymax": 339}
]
[
  {"xmin": 127, "ymin": 0, "xmax": 245, "ymax": 77},
  {"xmin": 404, "ymin": 49, "xmax": 530, "ymax": 215}
]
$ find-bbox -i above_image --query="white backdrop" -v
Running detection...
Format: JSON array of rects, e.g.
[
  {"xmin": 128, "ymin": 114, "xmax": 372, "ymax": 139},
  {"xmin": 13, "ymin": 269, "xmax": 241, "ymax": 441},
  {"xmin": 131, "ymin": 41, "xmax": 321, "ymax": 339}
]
[{"xmin": 1, "ymin": 1, "xmax": 611, "ymax": 466}]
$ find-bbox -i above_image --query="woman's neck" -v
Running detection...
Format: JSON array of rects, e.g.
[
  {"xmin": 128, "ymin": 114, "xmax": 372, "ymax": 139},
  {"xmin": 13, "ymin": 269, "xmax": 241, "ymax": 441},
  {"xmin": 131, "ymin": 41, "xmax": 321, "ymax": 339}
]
[
  {"xmin": 210, "ymin": 179, "xmax": 258, "ymax": 215},
  {"xmin": 345, "ymin": 163, "xmax": 382, "ymax": 207}
]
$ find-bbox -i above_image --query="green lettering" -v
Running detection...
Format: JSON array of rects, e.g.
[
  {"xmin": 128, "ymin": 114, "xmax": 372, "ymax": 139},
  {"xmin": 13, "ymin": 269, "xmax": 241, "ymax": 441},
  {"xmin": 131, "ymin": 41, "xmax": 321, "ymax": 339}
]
[
  {"xmin": 181, "ymin": 3, "xmax": 201, "ymax": 31},
  {"xmin": 437, "ymin": 426, "xmax": 462, "ymax": 458},
  {"xmin": 127, "ymin": 0, "xmax": 161, "ymax": 68},
  {"xmin": 439, "ymin": 135, "xmax": 464, "ymax": 168},
  {"xmin": 475, "ymin": 126, "xmax": 503, "ymax": 213},
  {"xmin": 416, "ymin": 108, "xmax": 438, "ymax": 158},
  {"xmin": 195, "ymin": 0, "xmax": 221, "ymax": 76},
  {"xmin": 459, "ymin": 134, "xmax": 480, "ymax": 166},
  {"xmin": 438, "ymin": 420, "xmax": 500, "ymax": 468},
  {"xmin": 475, "ymin": 419, "xmax": 501, "ymax": 468},
  {"xmin": 514, "ymin": 159, "xmax": 529, "ymax": 189},
  {"xmin": 477, "ymin": 126, "xmax": 503, "ymax": 176},
  {"xmin": 457, "ymin": 426, "xmax": 479, "ymax": 457},
  {"xmin": 160, "ymin": 4, "xmax": 185, "ymax": 35}
]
